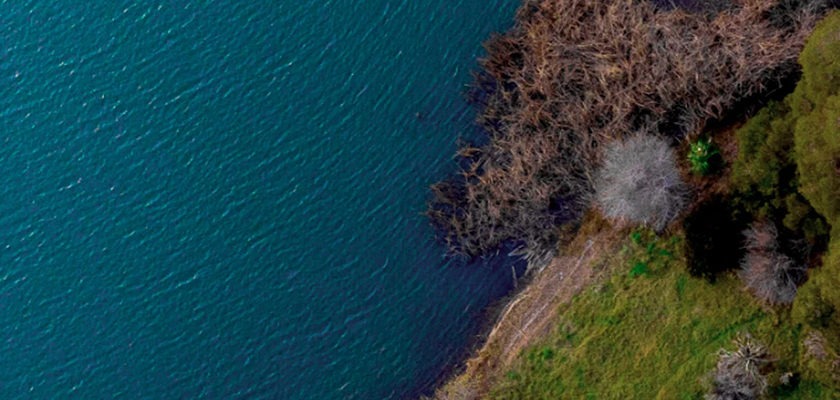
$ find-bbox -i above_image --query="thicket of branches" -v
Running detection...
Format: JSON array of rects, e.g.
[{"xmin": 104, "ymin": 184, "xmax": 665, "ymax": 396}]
[
  {"xmin": 707, "ymin": 334, "xmax": 772, "ymax": 400},
  {"xmin": 739, "ymin": 221, "xmax": 805, "ymax": 305},
  {"xmin": 593, "ymin": 134, "xmax": 687, "ymax": 231},
  {"xmin": 428, "ymin": 0, "xmax": 830, "ymax": 257}
]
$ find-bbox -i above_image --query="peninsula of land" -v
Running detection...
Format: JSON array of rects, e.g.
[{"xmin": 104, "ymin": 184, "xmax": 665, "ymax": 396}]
[{"xmin": 427, "ymin": 1, "xmax": 840, "ymax": 398}]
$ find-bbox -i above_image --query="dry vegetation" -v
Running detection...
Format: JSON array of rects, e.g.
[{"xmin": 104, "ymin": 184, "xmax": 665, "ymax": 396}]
[
  {"xmin": 707, "ymin": 334, "xmax": 772, "ymax": 400},
  {"xmin": 428, "ymin": 0, "xmax": 831, "ymax": 258},
  {"xmin": 593, "ymin": 134, "xmax": 687, "ymax": 231},
  {"xmin": 739, "ymin": 221, "xmax": 804, "ymax": 305}
]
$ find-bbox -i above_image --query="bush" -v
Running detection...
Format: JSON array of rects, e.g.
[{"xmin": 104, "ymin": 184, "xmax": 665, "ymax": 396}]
[
  {"xmin": 594, "ymin": 134, "xmax": 688, "ymax": 231},
  {"xmin": 794, "ymin": 278, "xmax": 837, "ymax": 330},
  {"xmin": 731, "ymin": 100, "xmax": 795, "ymax": 218},
  {"xmin": 793, "ymin": 11, "xmax": 840, "ymax": 224},
  {"xmin": 687, "ymin": 137, "xmax": 721, "ymax": 176},
  {"xmin": 739, "ymin": 221, "xmax": 804, "ymax": 305},
  {"xmin": 789, "ymin": 9, "xmax": 840, "ymax": 337},
  {"xmin": 684, "ymin": 197, "xmax": 747, "ymax": 280},
  {"xmin": 793, "ymin": 9, "xmax": 840, "ymax": 110},
  {"xmin": 730, "ymin": 100, "xmax": 829, "ymax": 245},
  {"xmin": 706, "ymin": 334, "xmax": 771, "ymax": 400},
  {"xmin": 794, "ymin": 95, "xmax": 840, "ymax": 225}
]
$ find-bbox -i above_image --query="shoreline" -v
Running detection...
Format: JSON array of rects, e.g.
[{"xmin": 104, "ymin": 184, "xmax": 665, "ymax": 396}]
[
  {"xmin": 423, "ymin": 0, "xmax": 832, "ymax": 397},
  {"xmin": 415, "ymin": 248, "xmax": 530, "ymax": 399},
  {"xmin": 428, "ymin": 216, "xmax": 625, "ymax": 398}
]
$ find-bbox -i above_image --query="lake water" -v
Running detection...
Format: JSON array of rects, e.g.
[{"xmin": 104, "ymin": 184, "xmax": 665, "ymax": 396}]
[{"xmin": 0, "ymin": 1, "xmax": 520, "ymax": 398}]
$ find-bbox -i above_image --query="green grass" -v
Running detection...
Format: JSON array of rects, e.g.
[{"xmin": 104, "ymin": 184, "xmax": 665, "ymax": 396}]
[{"xmin": 489, "ymin": 230, "xmax": 830, "ymax": 399}]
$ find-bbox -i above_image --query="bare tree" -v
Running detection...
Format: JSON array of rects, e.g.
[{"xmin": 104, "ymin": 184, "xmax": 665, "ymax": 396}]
[
  {"xmin": 707, "ymin": 334, "xmax": 771, "ymax": 400},
  {"xmin": 739, "ymin": 221, "xmax": 804, "ymax": 305},
  {"xmin": 593, "ymin": 134, "xmax": 688, "ymax": 231},
  {"xmin": 803, "ymin": 330, "xmax": 829, "ymax": 361}
]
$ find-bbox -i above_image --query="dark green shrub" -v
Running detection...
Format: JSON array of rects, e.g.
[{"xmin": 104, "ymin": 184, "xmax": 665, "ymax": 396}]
[
  {"xmin": 731, "ymin": 100, "xmax": 795, "ymax": 214},
  {"xmin": 791, "ymin": 10, "xmax": 840, "ymax": 112},
  {"xmin": 792, "ymin": 11, "xmax": 840, "ymax": 225},
  {"xmin": 823, "ymin": 236, "xmax": 840, "ymax": 322},
  {"xmin": 794, "ymin": 96, "xmax": 840, "ymax": 224},
  {"xmin": 794, "ymin": 276, "xmax": 837, "ymax": 330},
  {"xmin": 730, "ymin": 98, "xmax": 828, "ymax": 246},
  {"xmin": 684, "ymin": 197, "xmax": 747, "ymax": 281}
]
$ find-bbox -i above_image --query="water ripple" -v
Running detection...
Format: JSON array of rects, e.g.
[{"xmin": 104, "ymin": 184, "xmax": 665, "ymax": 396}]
[{"xmin": 0, "ymin": 0, "xmax": 520, "ymax": 399}]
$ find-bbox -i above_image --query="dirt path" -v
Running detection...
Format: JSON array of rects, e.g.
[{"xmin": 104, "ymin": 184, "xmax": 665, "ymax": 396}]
[{"xmin": 433, "ymin": 224, "xmax": 623, "ymax": 399}]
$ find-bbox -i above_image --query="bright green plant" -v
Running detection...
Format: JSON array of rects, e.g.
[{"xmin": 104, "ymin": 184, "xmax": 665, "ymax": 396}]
[{"xmin": 687, "ymin": 137, "xmax": 719, "ymax": 175}]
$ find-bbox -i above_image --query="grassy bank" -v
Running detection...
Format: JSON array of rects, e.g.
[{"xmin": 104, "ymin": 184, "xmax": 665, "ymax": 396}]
[{"xmin": 490, "ymin": 229, "xmax": 826, "ymax": 399}]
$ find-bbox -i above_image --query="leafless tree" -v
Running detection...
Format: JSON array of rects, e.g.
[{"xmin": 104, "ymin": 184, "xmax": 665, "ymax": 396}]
[
  {"xmin": 593, "ymin": 134, "xmax": 688, "ymax": 231},
  {"xmin": 707, "ymin": 334, "xmax": 771, "ymax": 400},
  {"xmin": 739, "ymin": 221, "xmax": 804, "ymax": 305},
  {"xmin": 804, "ymin": 330, "xmax": 829, "ymax": 361}
]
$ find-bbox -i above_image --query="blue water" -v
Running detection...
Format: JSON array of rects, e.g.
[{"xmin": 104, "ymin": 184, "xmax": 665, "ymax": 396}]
[{"xmin": 0, "ymin": 1, "xmax": 520, "ymax": 398}]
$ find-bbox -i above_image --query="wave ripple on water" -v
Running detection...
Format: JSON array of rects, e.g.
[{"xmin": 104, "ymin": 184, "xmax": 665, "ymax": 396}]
[{"xmin": 0, "ymin": 1, "xmax": 521, "ymax": 399}]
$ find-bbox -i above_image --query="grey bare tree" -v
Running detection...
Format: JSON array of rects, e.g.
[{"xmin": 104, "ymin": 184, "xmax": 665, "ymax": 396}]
[
  {"xmin": 707, "ymin": 334, "xmax": 771, "ymax": 400},
  {"xmin": 739, "ymin": 221, "xmax": 803, "ymax": 305},
  {"xmin": 594, "ymin": 134, "xmax": 688, "ymax": 231}
]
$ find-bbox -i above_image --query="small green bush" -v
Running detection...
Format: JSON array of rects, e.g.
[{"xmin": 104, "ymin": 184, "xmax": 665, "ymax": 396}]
[
  {"xmin": 687, "ymin": 137, "xmax": 720, "ymax": 175},
  {"xmin": 794, "ymin": 277, "xmax": 836, "ymax": 330},
  {"xmin": 629, "ymin": 262, "xmax": 649, "ymax": 277}
]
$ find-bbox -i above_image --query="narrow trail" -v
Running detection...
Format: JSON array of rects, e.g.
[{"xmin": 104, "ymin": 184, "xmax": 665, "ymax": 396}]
[{"xmin": 435, "ymin": 224, "xmax": 624, "ymax": 399}]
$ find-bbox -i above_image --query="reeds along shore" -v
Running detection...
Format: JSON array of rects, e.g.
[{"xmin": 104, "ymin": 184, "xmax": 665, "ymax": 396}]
[{"xmin": 428, "ymin": 0, "xmax": 832, "ymax": 259}]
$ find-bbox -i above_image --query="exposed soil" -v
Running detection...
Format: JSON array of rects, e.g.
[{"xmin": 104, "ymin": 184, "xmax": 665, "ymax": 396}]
[{"xmin": 432, "ymin": 217, "xmax": 625, "ymax": 399}]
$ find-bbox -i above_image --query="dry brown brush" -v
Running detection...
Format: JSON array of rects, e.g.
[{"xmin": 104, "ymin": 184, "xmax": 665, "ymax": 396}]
[
  {"xmin": 707, "ymin": 334, "xmax": 772, "ymax": 400},
  {"xmin": 428, "ymin": 0, "xmax": 830, "ymax": 257},
  {"xmin": 739, "ymin": 221, "xmax": 805, "ymax": 305}
]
